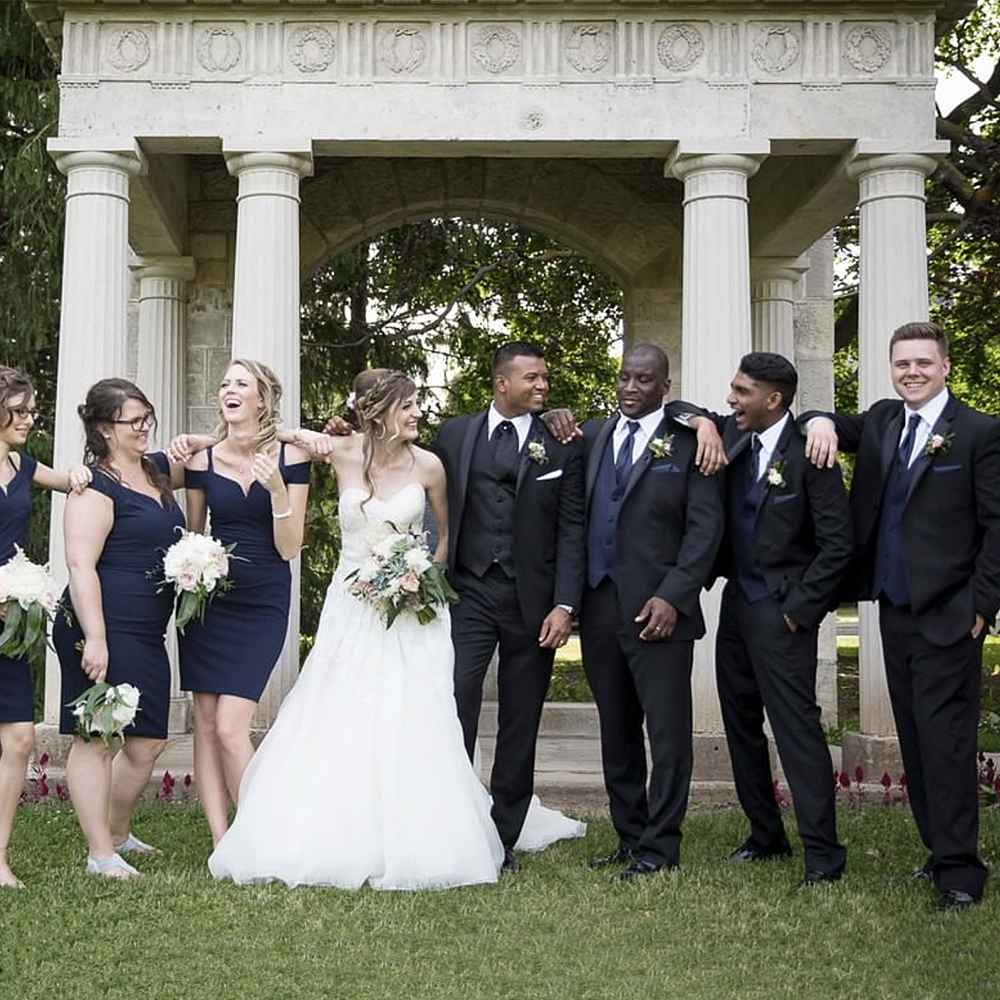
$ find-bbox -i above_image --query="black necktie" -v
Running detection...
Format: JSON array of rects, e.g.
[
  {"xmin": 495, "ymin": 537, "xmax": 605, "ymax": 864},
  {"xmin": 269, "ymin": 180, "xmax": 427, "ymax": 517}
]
[
  {"xmin": 898, "ymin": 413, "xmax": 922, "ymax": 468},
  {"xmin": 749, "ymin": 434, "xmax": 762, "ymax": 486},
  {"xmin": 614, "ymin": 421, "xmax": 640, "ymax": 488},
  {"xmin": 492, "ymin": 420, "xmax": 519, "ymax": 480}
]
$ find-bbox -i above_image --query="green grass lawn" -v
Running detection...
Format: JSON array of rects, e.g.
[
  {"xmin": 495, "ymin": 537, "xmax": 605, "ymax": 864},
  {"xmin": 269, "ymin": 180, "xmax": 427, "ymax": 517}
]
[{"xmin": 2, "ymin": 805, "xmax": 998, "ymax": 1000}]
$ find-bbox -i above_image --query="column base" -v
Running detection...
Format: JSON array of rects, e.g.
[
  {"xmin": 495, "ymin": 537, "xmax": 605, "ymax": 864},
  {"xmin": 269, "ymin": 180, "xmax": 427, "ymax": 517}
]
[
  {"xmin": 840, "ymin": 731, "xmax": 903, "ymax": 782},
  {"xmin": 168, "ymin": 695, "xmax": 192, "ymax": 734}
]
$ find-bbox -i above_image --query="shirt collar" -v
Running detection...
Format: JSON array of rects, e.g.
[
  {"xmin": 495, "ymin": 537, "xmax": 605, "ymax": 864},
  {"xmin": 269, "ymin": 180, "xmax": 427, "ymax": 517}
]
[
  {"xmin": 487, "ymin": 404, "xmax": 534, "ymax": 447},
  {"xmin": 616, "ymin": 407, "xmax": 665, "ymax": 439},
  {"xmin": 754, "ymin": 412, "xmax": 790, "ymax": 456},
  {"xmin": 904, "ymin": 387, "xmax": 949, "ymax": 429}
]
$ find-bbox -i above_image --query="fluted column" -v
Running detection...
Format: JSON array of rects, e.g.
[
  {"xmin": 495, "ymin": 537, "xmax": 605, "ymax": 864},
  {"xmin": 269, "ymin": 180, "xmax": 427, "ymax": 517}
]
[
  {"xmin": 224, "ymin": 145, "xmax": 313, "ymax": 727},
  {"xmin": 43, "ymin": 142, "xmax": 146, "ymax": 724},
  {"xmin": 131, "ymin": 255, "xmax": 196, "ymax": 732},
  {"xmin": 668, "ymin": 151, "xmax": 764, "ymax": 731},
  {"xmin": 847, "ymin": 152, "xmax": 938, "ymax": 738},
  {"xmin": 750, "ymin": 257, "xmax": 808, "ymax": 359}
]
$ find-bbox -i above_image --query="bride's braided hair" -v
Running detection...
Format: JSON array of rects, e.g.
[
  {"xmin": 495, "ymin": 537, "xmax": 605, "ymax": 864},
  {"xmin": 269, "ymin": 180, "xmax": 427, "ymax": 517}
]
[{"xmin": 352, "ymin": 369, "xmax": 417, "ymax": 507}]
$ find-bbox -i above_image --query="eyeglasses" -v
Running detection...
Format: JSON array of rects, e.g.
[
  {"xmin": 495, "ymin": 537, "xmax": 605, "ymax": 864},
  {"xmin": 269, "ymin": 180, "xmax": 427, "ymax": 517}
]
[
  {"xmin": 9, "ymin": 407, "xmax": 41, "ymax": 423},
  {"xmin": 111, "ymin": 414, "xmax": 156, "ymax": 432}
]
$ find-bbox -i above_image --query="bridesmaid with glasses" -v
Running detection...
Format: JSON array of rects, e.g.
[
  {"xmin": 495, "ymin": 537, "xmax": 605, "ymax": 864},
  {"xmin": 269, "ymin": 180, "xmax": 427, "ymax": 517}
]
[{"xmin": 0, "ymin": 366, "xmax": 89, "ymax": 888}]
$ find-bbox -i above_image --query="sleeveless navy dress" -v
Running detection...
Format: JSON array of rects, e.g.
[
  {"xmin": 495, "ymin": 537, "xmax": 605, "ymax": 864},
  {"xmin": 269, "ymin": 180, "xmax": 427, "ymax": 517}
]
[
  {"xmin": 0, "ymin": 452, "xmax": 38, "ymax": 723},
  {"xmin": 179, "ymin": 444, "xmax": 310, "ymax": 701},
  {"xmin": 54, "ymin": 454, "xmax": 184, "ymax": 740}
]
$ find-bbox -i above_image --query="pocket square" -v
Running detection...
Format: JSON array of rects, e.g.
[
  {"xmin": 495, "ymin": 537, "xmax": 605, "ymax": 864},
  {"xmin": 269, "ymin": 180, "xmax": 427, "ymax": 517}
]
[
  {"xmin": 772, "ymin": 493, "xmax": 799, "ymax": 504},
  {"xmin": 535, "ymin": 469, "xmax": 563, "ymax": 482},
  {"xmin": 930, "ymin": 464, "xmax": 962, "ymax": 473},
  {"xmin": 649, "ymin": 463, "xmax": 681, "ymax": 474}
]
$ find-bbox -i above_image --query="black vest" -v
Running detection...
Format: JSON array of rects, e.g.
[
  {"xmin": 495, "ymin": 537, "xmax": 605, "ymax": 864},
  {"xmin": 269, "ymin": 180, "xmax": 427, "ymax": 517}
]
[
  {"xmin": 873, "ymin": 448, "xmax": 914, "ymax": 608},
  {"xmin": 456, "ymin": 423, "xmax": 518, "ymax": 579},
  {"xmin": 586, "ymin": 434, "xmax": 626, "ymax": 588},
  {"xmin": 728, "ymin": 448, "xmax": 770, "ymax": 602}
]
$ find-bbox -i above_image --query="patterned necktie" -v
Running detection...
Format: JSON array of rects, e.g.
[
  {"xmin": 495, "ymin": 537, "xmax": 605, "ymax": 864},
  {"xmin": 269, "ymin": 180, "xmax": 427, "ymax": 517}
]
[{"xmin": 614, "ymin": 420, "xmax": 640, "ymax": 488}]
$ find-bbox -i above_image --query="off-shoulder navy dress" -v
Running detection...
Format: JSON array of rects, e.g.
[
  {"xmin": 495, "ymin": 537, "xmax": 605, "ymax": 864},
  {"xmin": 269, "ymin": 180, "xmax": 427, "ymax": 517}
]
[
  {"xmin": 179, "ymin": 444, "xmax": 310, "ymax": 701},
  {"xmin": 54, "ymin": 454, "xmax": 184, "ymax": 740},
  {"xmin": 0, "ymin": 453, "xmax": 38, "ymax": 723}
]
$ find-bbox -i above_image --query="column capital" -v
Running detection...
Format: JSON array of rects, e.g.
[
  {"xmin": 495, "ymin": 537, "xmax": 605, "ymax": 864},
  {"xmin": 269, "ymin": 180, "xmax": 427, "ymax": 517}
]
[
  {"xmin": 223, "ymin": 146, "xmax": 314, "ymax": 180},
  {"xmin": 130, "ymin": 255, "xmax": 196, "ymax": 284},
  {"xmin": 845, "ymin": 150, "xmax": 942, "ymax": 184},
  {"xmin": 667, "ymin": 152, "xmax": 766, "ymax": 184},
  {"xmin": 47, "ymin": 138, "xmax": 147, "ymax": 178},
  {"xmin": 750, "ymin": 256, "xmax": 810, "ymax": 285}
]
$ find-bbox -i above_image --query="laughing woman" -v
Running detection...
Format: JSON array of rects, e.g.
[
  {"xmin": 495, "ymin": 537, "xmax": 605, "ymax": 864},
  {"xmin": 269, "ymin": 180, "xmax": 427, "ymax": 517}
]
[
  {"xmin": 53, "ymin": 379, "xmax": 185, "ymax": 879},
  {"xmin": 0, "ymin": 367, "xmax": 90, "ymax": 888},
  {"xmin": 178, "ymin": 359, "xmax": 310, "ymax": 846}
]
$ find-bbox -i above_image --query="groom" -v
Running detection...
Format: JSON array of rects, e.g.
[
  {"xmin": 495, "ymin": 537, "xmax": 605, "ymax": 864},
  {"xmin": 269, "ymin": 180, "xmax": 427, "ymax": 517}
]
[{"xmin": 434, "ymin": 342, "xmax": 585, "ymax": 870}]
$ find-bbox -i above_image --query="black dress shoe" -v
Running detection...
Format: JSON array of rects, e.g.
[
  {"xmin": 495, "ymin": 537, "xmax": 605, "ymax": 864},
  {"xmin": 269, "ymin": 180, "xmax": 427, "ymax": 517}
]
[
  {"xmin": 935, "ymin": 889, "xmax": 978, "ymax": 912},
  {"xmin": 615, "ymin": 859, "xmax": 673, "ymax": 883},
  {"xmin": 588, "ymin": 846, "xmax": 634, "ymax": 870},
  {"xmin": 501, "ymin": 848, "xmax": 520, "ymax": 873},
  {"xmin": 797, "ymin": 869, "xmax": 842, "ymax": 890},
  {"xmin": 726, "ymin": 840, "xmax": 793, "ymax": 863},
  {"xmin": 910, "ymin": 858, "xmax": 934, "ymax": 882}
]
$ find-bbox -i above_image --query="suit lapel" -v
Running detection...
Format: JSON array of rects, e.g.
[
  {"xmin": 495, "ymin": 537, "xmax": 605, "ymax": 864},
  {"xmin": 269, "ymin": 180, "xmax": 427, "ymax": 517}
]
[
  {"xmin": 586, "ymin": 418, "xmax": 617, "ymax": 503},
  {"xmin": 903, "ymin": 396, "xmax": 958, "ymax": 507},
  {"xmin": 516, "ymin": 414, "xmax": 543, "ymax": 493},
  {"xmin": 621, "ymin": 410, "xmax": 668, "ymax": 504},
  {"xmin": 880, "ymin": 406, "xmax": 904, "ymax": 482},
  {"xmin": 457, "ymin": 411, "xmax": 487, "ymax": 507},
  {"xmin": 754, "ymin": 417, "xmax": 794, "ymax": 518}
]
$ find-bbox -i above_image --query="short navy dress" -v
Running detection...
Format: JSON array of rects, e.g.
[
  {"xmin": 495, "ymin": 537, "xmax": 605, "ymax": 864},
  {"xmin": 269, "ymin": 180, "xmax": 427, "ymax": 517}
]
[
  {"xmin": 0, "ymin": 453, "xmax": 38, "ymax": 723},
  {"xmin": 179, "ymin": 445, "xmax": 310, "ymax": 701},
  {"xmin": 54, "ymin": 454, "xmax": 184, "ymax": 740}
]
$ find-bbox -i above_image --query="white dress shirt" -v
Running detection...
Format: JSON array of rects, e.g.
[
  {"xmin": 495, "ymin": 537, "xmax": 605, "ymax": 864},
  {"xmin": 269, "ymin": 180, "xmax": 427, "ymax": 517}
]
[
  {"xmin": 613, "ymin": 407, "xmax": 665, "ymax": 464},
  {"xmin": 751, "ymin": 412, "xmax": 791, "ymax": 480},
  {"xmin": 487, "ymin": 404, "xmax": 534, "ymax": 448},
  {"xmin": 899, "ymin": 388, "xmax": 949, "ymax": 468}
]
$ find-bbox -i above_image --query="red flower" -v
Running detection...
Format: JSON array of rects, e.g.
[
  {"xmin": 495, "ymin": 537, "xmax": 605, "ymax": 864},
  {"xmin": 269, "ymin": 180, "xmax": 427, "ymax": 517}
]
[
  {"xmin": 39, "ymin": 775, "xmax": 49, "ymax": 799},
  {"xmin": 899, "ymin": 772, "xmax": 908, "ymax": 787},
  {"xmin": 838, "ymin": 771, "xmax": 851, "ymax": 789},
  {"xmin": 854, "ymin": 765, "xmax": 864, "ymax": 783},
  {"xmin": 38, "ymin": 752, "xmax": 50, "ymax": 767},
  {"xmin": 56, "ymin": 782, "xmax": 70, "ymax": 802},
  {"xmin": 880, "ymin": 771, "xmax": 892, "ymax": 790}
]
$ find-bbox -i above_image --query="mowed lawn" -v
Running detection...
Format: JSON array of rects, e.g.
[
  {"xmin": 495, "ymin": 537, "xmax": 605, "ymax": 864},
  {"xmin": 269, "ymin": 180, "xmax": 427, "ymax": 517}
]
[{"xmin": 2, "ymin": 805, "xmax": 998, "ymax": 1000}]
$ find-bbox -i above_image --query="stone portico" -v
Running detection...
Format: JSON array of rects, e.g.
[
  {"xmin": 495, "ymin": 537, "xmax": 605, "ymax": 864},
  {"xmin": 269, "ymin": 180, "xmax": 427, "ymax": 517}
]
[{"xmin": 28, "ymin": 0, "xmax": 970, "ymax": 777}]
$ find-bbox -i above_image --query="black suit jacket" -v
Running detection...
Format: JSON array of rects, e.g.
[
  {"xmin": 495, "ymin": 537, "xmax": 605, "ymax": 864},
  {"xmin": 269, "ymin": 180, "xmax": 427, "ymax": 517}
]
[
  {"xmin": 434, "ymin": 411, "xmax": 585, "ymax": 633},
  {"xmin": 704, "ymin": 413, "xmax": 854, "ymax": 630},
  {"xmin": 803, "ymin": 395, "xmax": 1000, "ymax": 646},
  {"xmin": 581, "ymin": 409, "xmax": 722, "ymax": 641}
]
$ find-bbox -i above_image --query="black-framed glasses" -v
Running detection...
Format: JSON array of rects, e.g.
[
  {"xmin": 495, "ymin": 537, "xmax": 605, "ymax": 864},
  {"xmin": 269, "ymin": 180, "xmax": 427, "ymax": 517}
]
[
  {"xmin": 111, "ymin": 413, "xmax": 156, "ymax": 432},
  {"xmin": 9, "ymin": 407, "xmax": 41, "ymax": 424}
]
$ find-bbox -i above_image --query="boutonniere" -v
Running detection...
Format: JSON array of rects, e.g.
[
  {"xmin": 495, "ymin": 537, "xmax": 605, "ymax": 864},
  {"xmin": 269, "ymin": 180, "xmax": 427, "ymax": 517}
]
[
  {"xmin": 647, "ymin": 435, "xmax": 674, "ymax": 460},
  {"xmin": 765, "ymin": 461, "xmax": 787, "ymax": 489},
  {"xmin": 527, "ymin": 440, "xmax": 549, "ymax": 466},
  {"xmin": 923, "ymin": 432, "xmax": 954, "ymax": 458}
]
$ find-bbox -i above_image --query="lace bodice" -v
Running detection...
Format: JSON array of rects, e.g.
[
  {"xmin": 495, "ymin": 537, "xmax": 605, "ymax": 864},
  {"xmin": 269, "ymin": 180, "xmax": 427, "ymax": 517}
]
[{"xmin": 337, "ymin": 483, "xmax": 427, "ymax": 574}]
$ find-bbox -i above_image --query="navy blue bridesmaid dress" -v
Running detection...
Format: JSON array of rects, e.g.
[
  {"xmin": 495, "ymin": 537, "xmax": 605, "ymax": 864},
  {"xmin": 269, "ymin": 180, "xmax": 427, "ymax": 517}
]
[
  {"xmin": 54, "ymin": 453, "xmax": 184, "ymax": 740},
  {"xmin": 0, "ymin": 453, "xmax": 38, "ymax": 723},
  {"xmin": 179, "ymin": 444, "xmax": 310, "ymax": 701}
]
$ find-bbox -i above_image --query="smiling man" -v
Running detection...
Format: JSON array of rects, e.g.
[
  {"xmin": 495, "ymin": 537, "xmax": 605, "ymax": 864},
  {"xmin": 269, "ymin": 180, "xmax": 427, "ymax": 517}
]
[{"xmin": 805, "ymin": 321, "xmax": 1000, "ymax": 911}]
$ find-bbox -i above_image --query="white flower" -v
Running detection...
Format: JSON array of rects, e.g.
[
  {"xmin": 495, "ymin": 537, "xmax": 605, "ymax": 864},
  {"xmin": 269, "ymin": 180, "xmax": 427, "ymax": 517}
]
[
  {"xmin": 346, "ymin": 391, "xmax": 357, "ymax": 411},
  {"xmin": 373, "ymin": 533, "xmax": 407, "ymax": 561},
  {"xmin": 404, "ymin": 548, "xmax": 432, "ymax": 574},
  {"xmin": 527, "ymin": 440, "xmax": 548, "ymax": 466},
  {"xmin": 116, "ymin": 684, "xmax": 141, "ymax": 711},
  {"xmin": 766, "ymin": 463, "xmax": 786, "ymax": 489}
]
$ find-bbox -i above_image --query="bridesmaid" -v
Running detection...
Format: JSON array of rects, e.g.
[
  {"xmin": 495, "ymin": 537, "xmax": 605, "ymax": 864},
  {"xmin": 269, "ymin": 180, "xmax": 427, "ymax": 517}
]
[
  {"xmin": 178, "ymin": 359, "xmax": 310, "ymax": 845},
  {"xmin": 53, "ymin": 379, "xmax": 185, "ymax": 879},
  {"xmin": 0, "ymin": 366, "xmax": 89, "ymax": 888}
]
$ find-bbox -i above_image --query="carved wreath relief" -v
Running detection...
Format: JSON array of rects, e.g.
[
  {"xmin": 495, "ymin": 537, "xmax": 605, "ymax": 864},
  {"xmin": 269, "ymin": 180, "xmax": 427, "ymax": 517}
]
[
  {"xmin": 657, "ymin": 24, "xmax": 705, "ymax": 73},
  {"xmin": 752, "ymin": 25, "xmax": 801, "ymax": 74},
  {"xmin": 472, "ymin": 26, "xmax": 521, "ymax": 75},
  {"xmin": 196, "ymin": 28, "xmax": 242, "ymax": 72},
  {"xmin": 844, "ymin": 25, "xmax": 892, "ymax": 73},
  {"xmin": 565, "ymin": 25, "xmax": 611, "ymax": 74},
  {"xmin": 289, "ymin": 26, "xmax": 336, "ymax": 74},
  {"xmin": 107, "ymin": 29, "xmax": 151, "ymax": 73},
  {"xmin": 380, "ymin": 27, "xmax": 427, "ymax": 74}
]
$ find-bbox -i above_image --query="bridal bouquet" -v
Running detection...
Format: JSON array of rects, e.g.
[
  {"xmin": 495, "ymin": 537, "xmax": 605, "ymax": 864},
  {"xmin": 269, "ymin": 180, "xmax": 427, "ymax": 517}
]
[
  {"xmin": 153, "ymin": 529, "xmax": 238, "ymax": 633},
  {"xmin": 67, "ymin": 682, "xmax": 141, "ymax": 746},
  {"xmin": 346, "ymin": 523, "xmax": 459, "ymax": 627},
  {"xmin": 0, "ymin": 546, "xmax": 61, "ymax": 659}
]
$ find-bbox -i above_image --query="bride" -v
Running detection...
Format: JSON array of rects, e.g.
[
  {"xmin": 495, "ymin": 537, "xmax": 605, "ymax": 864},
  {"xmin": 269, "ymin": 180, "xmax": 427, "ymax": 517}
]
[{"xmin": 209, "ymin": 369, "xmax": 505, "ymax": 889}]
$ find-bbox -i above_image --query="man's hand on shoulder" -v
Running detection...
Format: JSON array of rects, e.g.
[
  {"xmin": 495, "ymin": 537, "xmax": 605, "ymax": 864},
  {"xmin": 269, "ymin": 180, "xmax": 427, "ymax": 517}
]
[
  {"xmin": 804, "ymin": 416, "xmax": 839, "ymax": 469},
  {"xmin": 687, "ymin": 416, "xmax": 727, "ymax": 476},
  {"xmin": 541, "ymin": 408, "xmax": 583, "ymax": 444}
]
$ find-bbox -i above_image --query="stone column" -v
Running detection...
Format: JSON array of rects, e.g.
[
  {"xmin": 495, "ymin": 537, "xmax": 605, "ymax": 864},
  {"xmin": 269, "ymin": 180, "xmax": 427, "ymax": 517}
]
[
  {"xmin": 223, "ymin": 145, "xmax": 314, "ymax": 727},
  {"xmin": 842, "ymin": 150, "xmax": 939, "ymax": 774},
  {"xmin": 131, "ymin": 255, "xmax": 196, "ymax": 733},
  {"xmin": 750, "ymin": 257, "xmax": 808, "ymax": 358},
  {"xmin": 43, "ymin": 141, "xmax": 146, "ymax": 724},
  {"xmin": 668, "ymin": 151, "xmax": 765, "ymax": 735}
]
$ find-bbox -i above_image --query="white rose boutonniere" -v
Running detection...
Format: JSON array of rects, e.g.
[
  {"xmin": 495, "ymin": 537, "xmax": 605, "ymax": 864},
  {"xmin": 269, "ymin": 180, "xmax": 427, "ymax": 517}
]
[
  {"xmin": 527, "ymin": 440, "xmax": 549, "ymax": 465},
  {"xmin": 647, "ymin": 435, "xmax": 674, "ymax": 460},
  {"xmin": 766, "ymin": 461, "xmax": 787, "ymax": 489},
  {"xmin": 923, "ymin": 432, "xmax": 954, "ymax": 458}
]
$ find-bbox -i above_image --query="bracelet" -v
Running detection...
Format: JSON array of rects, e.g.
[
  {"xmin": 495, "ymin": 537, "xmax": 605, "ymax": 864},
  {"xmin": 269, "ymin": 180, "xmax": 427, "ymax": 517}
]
[{"xmin": 272, "ymin": 508, "xmax": 293, "ymax": 520}]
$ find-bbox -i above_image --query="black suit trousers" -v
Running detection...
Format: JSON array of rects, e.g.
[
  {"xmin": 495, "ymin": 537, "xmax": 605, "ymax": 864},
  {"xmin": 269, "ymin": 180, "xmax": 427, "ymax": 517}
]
[
  {"xmin": 716, "ymin": 584, "xmax": 845, "ymax": 875},
  {"xmin": 450, "ymin": 564, "xmax": 554, "ymax": 850},
  {"xmin": 879, "ymin": 602, "xmax": 987, "ymax": 897},
  {"xmin": 581, "ymin": 578, "xmax": 693, "ymax": 868}
]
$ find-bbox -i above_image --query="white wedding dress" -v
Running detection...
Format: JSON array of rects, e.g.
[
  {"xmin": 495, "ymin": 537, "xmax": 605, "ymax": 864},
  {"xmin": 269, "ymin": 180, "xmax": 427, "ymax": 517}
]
[{"xmin": 209, "ymin": 483, "xmax": 504, "ymax": 890}]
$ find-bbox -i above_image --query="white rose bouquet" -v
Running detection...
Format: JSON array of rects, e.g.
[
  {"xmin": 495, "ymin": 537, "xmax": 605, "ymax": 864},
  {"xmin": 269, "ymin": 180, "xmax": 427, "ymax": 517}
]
[
  {"xmin": 152, "ymin": 528, "xmax": 239, "ymax": 633},
  {"xmin": 0, "ymin": 546, "xmax": 62, "ymax": 659},
  {"xmin": 346, "ymin": 522, "xmax": 459, "ymax": 628},
  {"xmin": 67, "ymin": 682, "xmax": 141, "ymax": 746}
]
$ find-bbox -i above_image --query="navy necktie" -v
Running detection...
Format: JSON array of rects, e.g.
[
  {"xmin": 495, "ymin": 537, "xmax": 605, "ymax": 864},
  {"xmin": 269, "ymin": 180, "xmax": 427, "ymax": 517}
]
[
  {"xmin": 897, "ymin": 413, "xmax": 922, "ymax": 468},
  {"xmin": 749, "ymin": 434, "xmax": 762, "ymax": 486},
  {"xmin": 614, "ymin": 421, "xmax": 640, "ymax": 488}
]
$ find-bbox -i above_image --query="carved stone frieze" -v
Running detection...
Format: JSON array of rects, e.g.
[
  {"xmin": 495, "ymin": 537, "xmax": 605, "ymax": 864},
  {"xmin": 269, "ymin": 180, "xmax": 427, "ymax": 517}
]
[
  {"xmin": 844, "ymin": 25, "xmax": 892, "ymax": 73},
  {"xmin": 107, "ymin": 28, "xmax": 151, "ymax": 73},
  {"xmin": 289, "ymin": 26, "xmax": 336, "ymax": 74},
  {"xmin": 472, "ymin": 26, "xmax": 521, "ymax": 75},
  {"xmin": 196, "ymin": 27, "xmax": 243, "ymax": 73},
  {"xmin": 751, "ymin": 25, "xmax": 801, "ymax": 74},
  {"xmin": 380, "ymin": 26, "xmax": 427, "ymax": 74},
  {"xmin": 657, "ymin": 24, "xmax": 705, "ymax": 73},
  {"xmin": 565, "ymin": 25, "xmax": 611, "ymax": 74}
]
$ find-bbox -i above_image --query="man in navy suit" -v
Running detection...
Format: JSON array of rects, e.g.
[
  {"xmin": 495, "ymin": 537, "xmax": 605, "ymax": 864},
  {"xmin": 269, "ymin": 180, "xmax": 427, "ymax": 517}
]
[
  {"xmin": 805, "ymin": 321, "xmax": 1000, "ymax": 910},
  {"xmin": 579, "ymin": 344, "xmax": 722, "ymax": 880},
  {"xmin": 687, "ymin": 353, "xmax": 853, "ymax": 889},
  {"xmin": 434, "ymin": 343, "xmax": 585, "ymax": 871}
]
